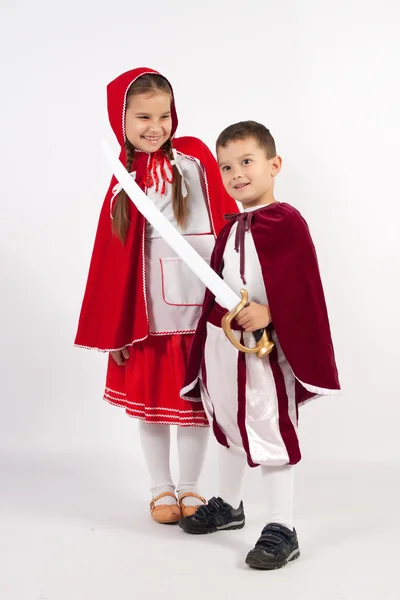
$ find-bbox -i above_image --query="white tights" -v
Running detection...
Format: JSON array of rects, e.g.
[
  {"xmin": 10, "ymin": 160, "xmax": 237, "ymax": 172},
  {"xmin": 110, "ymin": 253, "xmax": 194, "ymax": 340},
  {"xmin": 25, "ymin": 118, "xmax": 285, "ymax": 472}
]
[
  {"xmin": 218, "ymin": 446, "xmax": 295, "ymax": 530},
  {"xmin": 138, "ymin": 421, "xmax": 209, "ymax": 506}
]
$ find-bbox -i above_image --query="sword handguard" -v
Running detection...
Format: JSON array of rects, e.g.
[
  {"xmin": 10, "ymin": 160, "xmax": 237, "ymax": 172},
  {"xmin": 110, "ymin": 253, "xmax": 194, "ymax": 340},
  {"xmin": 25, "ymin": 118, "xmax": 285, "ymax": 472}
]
[{"xmin": 221, "ymin": 289, "xmax": 274, "ymax": 358}]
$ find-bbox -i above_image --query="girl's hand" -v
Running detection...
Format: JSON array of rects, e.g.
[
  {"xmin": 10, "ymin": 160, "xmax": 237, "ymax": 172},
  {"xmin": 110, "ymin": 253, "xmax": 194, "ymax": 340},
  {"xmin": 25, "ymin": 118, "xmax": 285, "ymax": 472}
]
[
  {"xmin": 110, "ymin": 347, "xmax": 130, "ymax": 366},
  {"xmin": 235, "ymin": 302, "xmax": 272, "ymax": 333}
]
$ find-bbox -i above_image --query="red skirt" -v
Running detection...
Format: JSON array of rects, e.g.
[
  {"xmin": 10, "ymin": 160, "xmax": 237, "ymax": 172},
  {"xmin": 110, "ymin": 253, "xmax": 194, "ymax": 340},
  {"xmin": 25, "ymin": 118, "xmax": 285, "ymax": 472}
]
[{"xmin": 104, "ymin": 334, "xmax": 209, "ymax": 427}]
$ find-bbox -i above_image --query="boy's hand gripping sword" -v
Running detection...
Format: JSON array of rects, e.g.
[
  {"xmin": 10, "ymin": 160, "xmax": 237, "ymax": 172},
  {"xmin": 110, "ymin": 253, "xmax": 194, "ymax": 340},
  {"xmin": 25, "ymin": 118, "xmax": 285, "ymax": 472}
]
[{"xmin": 102, "ymin": 141, "xmax": 274, "ymax": 358}]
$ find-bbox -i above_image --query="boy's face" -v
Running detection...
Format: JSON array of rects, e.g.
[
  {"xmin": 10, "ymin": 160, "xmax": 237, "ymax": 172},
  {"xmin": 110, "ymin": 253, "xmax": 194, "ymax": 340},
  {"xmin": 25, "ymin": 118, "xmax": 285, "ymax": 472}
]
[{"xmin": 217, "ymin": 137, "xmax": 281, "ymax": 208}]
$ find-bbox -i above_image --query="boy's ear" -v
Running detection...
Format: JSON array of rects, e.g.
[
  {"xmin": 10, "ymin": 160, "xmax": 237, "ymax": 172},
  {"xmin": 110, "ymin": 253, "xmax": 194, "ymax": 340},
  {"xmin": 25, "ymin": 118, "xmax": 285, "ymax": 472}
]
[{"xmin": 271, "ymin": 155, "xmax": 282, "ymax": 177}]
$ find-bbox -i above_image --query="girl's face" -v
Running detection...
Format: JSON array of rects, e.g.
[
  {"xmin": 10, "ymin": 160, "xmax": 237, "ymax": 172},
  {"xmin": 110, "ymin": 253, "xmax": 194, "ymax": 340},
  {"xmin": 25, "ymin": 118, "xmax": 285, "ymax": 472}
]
[{"xmin": 125, "ymin": 91, "xmax": 173, "ymax": 153}]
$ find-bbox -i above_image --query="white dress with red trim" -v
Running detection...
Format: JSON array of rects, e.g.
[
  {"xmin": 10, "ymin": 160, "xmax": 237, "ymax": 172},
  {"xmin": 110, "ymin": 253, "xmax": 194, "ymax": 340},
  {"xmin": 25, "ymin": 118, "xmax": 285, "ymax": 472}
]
[{"xmin": 104, "ymin": 155, "xmax": 213, "ymax": 426}]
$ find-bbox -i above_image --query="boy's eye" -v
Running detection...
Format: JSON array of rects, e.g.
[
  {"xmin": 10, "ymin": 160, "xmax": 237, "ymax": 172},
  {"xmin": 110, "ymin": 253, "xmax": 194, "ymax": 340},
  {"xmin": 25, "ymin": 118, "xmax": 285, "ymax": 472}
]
[
  {"xmin": 243, "ymin": 159, "xmax": 251, "ymax": 165},
  {"xmin": 138, "ymin": 116, "xmax": 149, "ymax": 119},
  {"xmin": 221, "ymin": 166, "xmax": 230, "ymax": 172}
]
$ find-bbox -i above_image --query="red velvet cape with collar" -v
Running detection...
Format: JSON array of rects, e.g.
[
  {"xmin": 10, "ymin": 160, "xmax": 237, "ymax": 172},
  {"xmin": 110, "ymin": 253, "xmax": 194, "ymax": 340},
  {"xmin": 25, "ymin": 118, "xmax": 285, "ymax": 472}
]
[
  {"xmin": 183, "ymin": 202, "xmax": 340, "ymax": 403},
  {"xmin": 74, "ymin": 68, "xmax": 238, "ymax": 351}
]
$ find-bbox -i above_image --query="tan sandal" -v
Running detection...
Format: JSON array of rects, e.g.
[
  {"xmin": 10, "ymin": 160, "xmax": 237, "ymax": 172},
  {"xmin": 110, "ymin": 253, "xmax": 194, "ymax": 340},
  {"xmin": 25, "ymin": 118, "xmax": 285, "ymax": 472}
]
[
  {"xmin": 150, "ymin": 492, "xmax": 182, "ymax": 524},
  {"xmin": 178, "ymin": 492, "xmax": 207, "ymax": 518}
]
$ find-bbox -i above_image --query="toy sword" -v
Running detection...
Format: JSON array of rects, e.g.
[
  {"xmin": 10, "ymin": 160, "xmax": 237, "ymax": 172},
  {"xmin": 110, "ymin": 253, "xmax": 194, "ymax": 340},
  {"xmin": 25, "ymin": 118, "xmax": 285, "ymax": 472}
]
[{"xmin": 101, "ymin": 141, "xmax": 274, "ymax": 358}]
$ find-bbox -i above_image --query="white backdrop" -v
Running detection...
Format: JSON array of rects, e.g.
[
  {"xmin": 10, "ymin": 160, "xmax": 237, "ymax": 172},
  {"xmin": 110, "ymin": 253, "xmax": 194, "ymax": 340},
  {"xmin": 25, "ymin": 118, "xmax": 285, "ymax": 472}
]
[{"xmin": 1, "ymin": 0, "xmax": 399, "ymax": 467}]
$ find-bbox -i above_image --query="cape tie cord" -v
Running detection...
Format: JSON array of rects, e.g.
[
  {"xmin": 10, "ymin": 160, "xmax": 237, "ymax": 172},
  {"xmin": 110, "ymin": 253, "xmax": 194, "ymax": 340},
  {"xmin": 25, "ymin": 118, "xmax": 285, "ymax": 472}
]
[
  {"xmin": 224, "ymin": 211, "xmax": 255, "ymax": 285},
  {"xmin": 144, "ymin": 151, "xmax": 174, "ymax": 195},
  {"xmin": 109, "ymin": 150, "xmax": 189, "ymax": 220}
]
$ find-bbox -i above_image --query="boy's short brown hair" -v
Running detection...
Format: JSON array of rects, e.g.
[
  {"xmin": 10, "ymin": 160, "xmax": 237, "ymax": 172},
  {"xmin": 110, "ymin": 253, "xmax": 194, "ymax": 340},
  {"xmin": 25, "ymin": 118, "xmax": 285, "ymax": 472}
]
[{"xmin": 216, "ymin": 120, "xmax": 277, "ymax": 159}]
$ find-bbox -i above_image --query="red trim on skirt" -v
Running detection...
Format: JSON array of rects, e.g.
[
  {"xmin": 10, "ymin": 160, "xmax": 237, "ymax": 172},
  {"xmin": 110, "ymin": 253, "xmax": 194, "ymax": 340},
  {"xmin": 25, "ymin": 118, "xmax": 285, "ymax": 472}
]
[{"xmin": 104, "ymin": 334, "xmax": 209, "ymax": 427}]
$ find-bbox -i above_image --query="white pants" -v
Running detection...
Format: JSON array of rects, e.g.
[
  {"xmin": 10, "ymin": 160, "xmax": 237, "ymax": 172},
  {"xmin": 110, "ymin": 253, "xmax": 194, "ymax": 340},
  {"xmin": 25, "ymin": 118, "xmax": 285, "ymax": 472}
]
[{"xmin": 200, "ymin": 323, "xmax": 300, "ymax": 466}]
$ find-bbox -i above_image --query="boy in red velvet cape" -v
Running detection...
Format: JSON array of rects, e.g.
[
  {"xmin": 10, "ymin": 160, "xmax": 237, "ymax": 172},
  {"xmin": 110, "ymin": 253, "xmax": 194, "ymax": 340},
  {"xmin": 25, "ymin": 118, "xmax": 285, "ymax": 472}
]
[{"xmin": 179, "ymin": 121, "xmax": 340, "ymax": 570}]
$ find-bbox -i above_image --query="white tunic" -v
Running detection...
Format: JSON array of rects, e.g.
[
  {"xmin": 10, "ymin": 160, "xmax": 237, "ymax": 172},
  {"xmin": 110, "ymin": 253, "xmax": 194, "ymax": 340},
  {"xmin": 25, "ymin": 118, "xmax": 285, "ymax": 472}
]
[
  {"xmin": 221, "ymin": 208, "xmax": 268, "ymax": 306},
  {"xmin": 199, "ymin": 206, "xmax": 299, "ymax": 466}
]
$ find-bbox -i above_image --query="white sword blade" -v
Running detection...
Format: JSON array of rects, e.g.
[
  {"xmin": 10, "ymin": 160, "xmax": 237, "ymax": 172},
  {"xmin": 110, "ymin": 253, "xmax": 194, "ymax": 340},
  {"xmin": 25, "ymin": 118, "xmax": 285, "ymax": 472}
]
[{"xmin": 102, "ymin": 141, "xmax": 240, "ymax": 311}]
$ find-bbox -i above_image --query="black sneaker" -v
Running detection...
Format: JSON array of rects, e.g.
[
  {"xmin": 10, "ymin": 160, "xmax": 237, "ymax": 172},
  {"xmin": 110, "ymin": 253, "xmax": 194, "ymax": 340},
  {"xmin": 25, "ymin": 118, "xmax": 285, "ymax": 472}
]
[
  {"xmin": 245, "ymin": 523, "xmax": 300, "ymax": 570},
  {"xmin": 179, "ymin": 496, "xmax": 245, "ymax": 534}
]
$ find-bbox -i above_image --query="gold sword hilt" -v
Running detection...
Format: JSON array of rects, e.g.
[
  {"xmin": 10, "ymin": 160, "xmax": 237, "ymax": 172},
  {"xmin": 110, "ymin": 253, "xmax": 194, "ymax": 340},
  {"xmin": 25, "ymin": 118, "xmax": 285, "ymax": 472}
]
[{"xmin": 221, "ymin": 289, "xmax": 275, "ymax": 358}]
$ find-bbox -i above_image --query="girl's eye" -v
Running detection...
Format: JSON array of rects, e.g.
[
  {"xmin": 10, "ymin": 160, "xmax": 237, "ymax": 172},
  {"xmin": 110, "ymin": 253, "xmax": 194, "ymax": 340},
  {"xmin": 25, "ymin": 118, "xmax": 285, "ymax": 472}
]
[
  {"xmin": 243, "ymin": 159, "xmax": 251, "ymax": 165},
  {"xmin": 222, "ymin": 166, "xmax": 230, "ymax": 172},
  {"xmin": 138, "ymin": 116, "xmax": 149, "ymax": 119},
  {"xmin": 162, "ymin": 115, "xmax": 170, "ymax": 119}
]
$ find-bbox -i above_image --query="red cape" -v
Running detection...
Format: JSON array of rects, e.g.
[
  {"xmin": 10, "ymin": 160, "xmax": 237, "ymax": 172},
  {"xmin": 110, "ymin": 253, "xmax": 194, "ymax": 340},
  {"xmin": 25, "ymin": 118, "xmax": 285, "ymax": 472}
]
[
  {"xmin": 74, "ymin": 68, "xmax": 238, "ymax": 351},
  {"xmin": 183, "ymin": 202, "xmax": 340, "ymax": 402}
]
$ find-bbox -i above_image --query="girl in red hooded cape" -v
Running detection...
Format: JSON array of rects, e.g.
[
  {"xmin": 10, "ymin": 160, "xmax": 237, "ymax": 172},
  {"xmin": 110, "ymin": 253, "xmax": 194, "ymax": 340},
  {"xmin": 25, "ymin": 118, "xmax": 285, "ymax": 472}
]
[{"xmin": 74, "ymin": 68, "xmax": 238, "ymax": 524}]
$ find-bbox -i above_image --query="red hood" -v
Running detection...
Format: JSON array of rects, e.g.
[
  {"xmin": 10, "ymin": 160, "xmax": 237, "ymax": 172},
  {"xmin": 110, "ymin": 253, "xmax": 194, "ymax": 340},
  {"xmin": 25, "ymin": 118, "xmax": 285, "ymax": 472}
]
[{"xmin": 106, "ymin": 67, "xmax": 178, "ymax": 147}]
